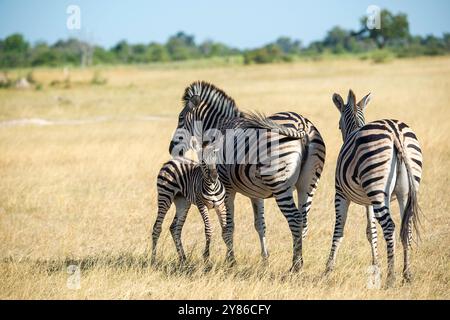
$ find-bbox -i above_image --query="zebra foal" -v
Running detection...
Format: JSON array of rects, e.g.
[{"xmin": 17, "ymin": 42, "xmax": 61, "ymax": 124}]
[
  {"xmin": 325, "ymin": 90, "xmax": 423, "ymax": 287},
  {"xmin": 151, "ymin": 140, "xmax": 226, "ymax": 264}
]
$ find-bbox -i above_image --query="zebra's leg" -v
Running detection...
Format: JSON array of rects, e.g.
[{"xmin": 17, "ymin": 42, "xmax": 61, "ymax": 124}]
[
  {"xmin": 213, "ymin": 201, "xmax": 228, "ymax": 257},
  {"xmin": 372, "ymin": 201, "xmax": 396, "ymax": 288},
  {"xmin": 197, "ymin": 203, "xmax": 212, "ymax": 262},
  {"xmin": 151, "ymin": 192, "xmax": 174, "ymax": 264},
  {"xmin": 274, "ymin": 188, "xmax": 303, "ymax": 272},
  {"xmin": 169, "ymin": 196, "xmax": 191, "ymax": 264},
  {"xmin": 325, "ymin": 192, "xmax": 349, "ymax": 274},
  {"xmin": 222, "ymin": 190, "xmax": 236, "ymax": 265},
  {"xmin": 296, "ymin": 131, "xmax": 326, "ymax": 239},
  {"xmin": 365, "ymin": 205, "xmax": 380, "ymax": 266},
  {"xmin": 250, "ymin": 198, "xmax": 269, "ymax": 260},
  {"xmin": 296, "ymin": 188, "xmax": 313, "ymax": 240},
  {"xmin": 214, "ymin": 202, "xmax": 227, "ymax": 234},
  {"xmin": 296, "ymin": 153, "xmax": 324, "ymax": 240}
]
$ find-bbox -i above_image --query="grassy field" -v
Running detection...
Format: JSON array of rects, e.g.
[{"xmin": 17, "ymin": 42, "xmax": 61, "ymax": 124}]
[{"xmin": 0, "ymin": 57, "xmax": 449, "ymax": 299}]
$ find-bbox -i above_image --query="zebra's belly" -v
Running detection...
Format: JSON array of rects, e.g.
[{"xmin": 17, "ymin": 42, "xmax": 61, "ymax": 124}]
[
  {"xmin": 219, "ymin": 154, "xmax": 302, "ymax": 199},
  {"xmin": 221, "ymin": 163, "xmax": 273, "ymax": 198},
  {"xmin": 341, "ymin": 185, "xmax": 398, "ymax": 206},
  {"xmin": 337, "ymin": 157, "xmax": 399, "ymax": 206},
  {"xmin": 338, "ymin": 178, "xmax": 372, "ymax": 205}
]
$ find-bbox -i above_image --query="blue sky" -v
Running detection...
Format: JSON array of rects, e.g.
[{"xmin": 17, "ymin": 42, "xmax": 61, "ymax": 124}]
[{"xmin": 0, "ymin": 0, "xmax": 449, "ymax": 49}]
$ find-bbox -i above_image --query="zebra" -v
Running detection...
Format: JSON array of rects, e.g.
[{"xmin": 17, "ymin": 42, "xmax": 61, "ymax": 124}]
[
  {"xmin": 169, "ymin": 81, "xmax": 326, "ymax": 271},
  {"xmin": 325, "ymin": 89, "xmax": 423, "ymax": 287},
  {"xmin": 152, "ymin": 139, "xmax": 227, "ymax": 264}
]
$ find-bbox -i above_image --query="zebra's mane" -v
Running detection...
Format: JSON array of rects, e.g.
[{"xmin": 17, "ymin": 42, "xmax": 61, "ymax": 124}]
[
  {"xmin": 182, "ymin": 81, "xmax": 240, "ymax": 115},
  {"xmin": 181, "ymin": 82, "xmax": 304, "ymax": 139}
]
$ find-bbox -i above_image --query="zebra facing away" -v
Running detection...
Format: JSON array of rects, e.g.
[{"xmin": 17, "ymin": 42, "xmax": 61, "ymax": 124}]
[
  {"xmin": 169, "ymin": 81, "xmax": 326, "ymax": 271},
  {"xmin": 152, "ymin": 140, "xmax": 226, "ymax": 264},
  {"xmin": 325, "ymin": 90, "xmax": 423, "ymax": 287}
]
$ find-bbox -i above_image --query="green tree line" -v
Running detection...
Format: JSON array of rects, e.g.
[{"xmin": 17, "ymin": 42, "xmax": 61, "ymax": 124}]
[{"xmin": 1, "ymin": 9, "xmax": 449, "ymax": 68}]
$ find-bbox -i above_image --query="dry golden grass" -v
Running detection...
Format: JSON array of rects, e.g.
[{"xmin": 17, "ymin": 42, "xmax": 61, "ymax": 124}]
[{"xmin": 0, "ymin": 57, "xmax": 449, "ymax": 299}]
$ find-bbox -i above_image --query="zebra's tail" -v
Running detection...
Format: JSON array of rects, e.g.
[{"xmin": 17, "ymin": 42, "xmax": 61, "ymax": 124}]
[
  {"xmin": 394, "ymin": 134, "xmax": 422, "ymax": 245},
  {"xmin": 235, "ymin": 111, "xmax": 306, "ymax": 139}
]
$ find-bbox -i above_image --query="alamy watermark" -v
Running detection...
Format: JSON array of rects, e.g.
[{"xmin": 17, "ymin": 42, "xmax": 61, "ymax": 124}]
[
  {"xmin": 366, "ymin": 265, "xmax": 381, "ymax": 289},
  {"xmin": 67, "ymin": 264, "xmax": 81, "ymax": 290},
  {"xmin": 66, "ymin": 5, "xmax": 81, "ymax": 30},
  {"xmin": 366, "ymin": 5, "xmax": 381, "ymax": 30},
  {"xmin": 170, "ymin": 121, "xmax": 281, "ymax": 174}
]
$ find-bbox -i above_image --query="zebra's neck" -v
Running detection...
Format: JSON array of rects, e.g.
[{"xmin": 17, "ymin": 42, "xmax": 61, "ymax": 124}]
[
  {"xmin": 194, "ymin": 167, "xmax": 220, "ymax": 194},
  {"xmin": 342, "ymin": 110, "xmax": 365, "ymax": 141},
  {"xmin": 343, "ymin": 123, "xmax": 361, "ymax": 140}
]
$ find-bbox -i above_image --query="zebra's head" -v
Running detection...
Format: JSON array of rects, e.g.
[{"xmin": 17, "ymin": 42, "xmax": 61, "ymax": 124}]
[
  {"xmin": 192, "ymin": 136, "xmax": 220, "ymax": 184},
  {"xmin": 332, "ymin": 89, "xmax": 372, "ymax": 140},
  {"xmin": 169, "ymin": 81, "xmax": 239, "ymax": 157},
  {"xmin": 168, "ymin": 94, "xmax": 202, "ymax": 157}
]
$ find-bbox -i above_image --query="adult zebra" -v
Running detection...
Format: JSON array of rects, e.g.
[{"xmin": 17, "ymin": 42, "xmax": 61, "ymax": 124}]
[
  {"xmin": 325, "ymin": 90, "xmax": 423, "ymax": 286},
  {"xmin": 168, "ymin": 81, "xmax": 326, "ymax": 271}
]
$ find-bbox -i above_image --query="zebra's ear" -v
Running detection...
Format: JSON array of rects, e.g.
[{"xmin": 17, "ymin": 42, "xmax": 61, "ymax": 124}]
[
  {"xmin": 332, "ymin": 93, "xmax": 344, "ymax": 112},
  {"xmin": 357, "ymin": 92, "xmax": 372, "ymax": 109},
  {"xmin": 347, "ymin": 89, "xmax": 356, "ymax": 108},
  {"xmin": 187, "ymin": 95, "xmax": 201, "ymax": 109}
]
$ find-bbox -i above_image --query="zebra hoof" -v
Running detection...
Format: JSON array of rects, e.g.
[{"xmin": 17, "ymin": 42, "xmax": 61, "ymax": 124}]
[
  {"xmin": 203, "ymin": 261, "xmax": 213, "ymax": 273},
  {"xmin": 261, "ymin": 251, "xmax": 270, "ymax": 259},
  {"xmin": 289, "ymin": 261, "xmax": 303, "ymax": 273},
  {"xmin": 225, "ymin": 256, "xmax": 237, "ymax": 267},
  {"xmin": 178, "ymin": 256, "xmax": 187, "ymax": 266},
  {"xmin": 324, "ymin": 267, "xmax": 333, "ymax": 276},
  {"xmin": 203, "ymin": 252, "xmax": 211, "ymax": 262},
  {"xmin": 324, "ymin": 262, "xmax": 335, "ymax": 275},
  {"xmin": 261, "ymin": 257, "xmax": 270, "ymax": 266},
  {"xmin": 150, "ymin": 252, "xmax": 160, "ymax": 267},
  {"xmin": 402, "ymin": 271, "xmax": 413, "ymax": 284},
  {"xmin": 385, "ymin": 275, "xmax": 396, "ymax": 289}
]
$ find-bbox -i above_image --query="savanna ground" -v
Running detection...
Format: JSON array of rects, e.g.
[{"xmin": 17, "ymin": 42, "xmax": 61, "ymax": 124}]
[{"xmin": 0, "ymin": 57, "xmax": 449, "ymax": 299}]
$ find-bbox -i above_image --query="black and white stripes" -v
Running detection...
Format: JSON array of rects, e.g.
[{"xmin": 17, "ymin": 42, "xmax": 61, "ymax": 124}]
[
  {"xmin": 169, "ymin": 81, "xmax": 326, "ymax": 271},
  {"xmin": 152, "ymin": 143, "xmax": 226, "ymax": 264},
  {"xmin": 325, "ymin": 89, "xmax": 423, "ymax": 286},
  {"xmin": 156, "ymin": 82, "xmax": 424, "ymax": 283}
]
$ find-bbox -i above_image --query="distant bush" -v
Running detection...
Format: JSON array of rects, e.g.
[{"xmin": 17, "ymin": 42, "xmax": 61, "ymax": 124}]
[
  {"xmin": 244, "ymin": 44, "xmax": 290, "ymax": 64},
  {"xmin": 90, "ymin": 71, "xmax": 107, "ymax": 85},
  {"xmin": 359, "ymin": 54, "xmax": 369, "ymax": 60},
  {"xmin": 0, "ymin": 72, "xmax": 13, "ymax": 88},
  {"xmin": 371, "ymin": 50, "xmax": 393, "ymax": 63},
  {"xmin": 393, "ymin": 46, "xmax": 424, "ymax": 58},
  {"xmin": 50, "ymin": 77, "xmax": 71, "ymax": 89},
  {"xmin": 0, "ymin": 70, "xmax": 45, "ymax": 90},
  {"xmin": 26, "ymin": 71, "xmax": 36, "ymax": 84}
]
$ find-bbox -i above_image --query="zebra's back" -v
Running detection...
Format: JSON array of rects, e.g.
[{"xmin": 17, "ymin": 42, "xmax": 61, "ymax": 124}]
[
  {"xmin": 157, "ymin": 157, "xmax": 198, "ymax": 203},
  {"xmin": 336, "ymin": 119, "xmax": 422, "ymax": 205},
  {"xmin": 269, "ymin": 111, "xmax": 326, "ymax": 169},
  {"xmin": 217, "ymin": 112, "xmax": 325, "ymax": 199}
]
